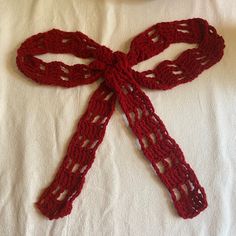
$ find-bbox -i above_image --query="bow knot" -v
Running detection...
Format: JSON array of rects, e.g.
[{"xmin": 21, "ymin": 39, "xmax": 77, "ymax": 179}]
[
  {"xmin": 89, "ymin": 51, "xmax": 129, "ymax": 70},
  {"xmin": 89, "ymin": 59, "xmax": 107, "ymax": 71},
  {"xmin": 112, "ymin": 51, "xmax": 129, "ymax": 68},
  {"xmin": 89, "ymin": 51, "xmax": 131, "ymax": 90}
]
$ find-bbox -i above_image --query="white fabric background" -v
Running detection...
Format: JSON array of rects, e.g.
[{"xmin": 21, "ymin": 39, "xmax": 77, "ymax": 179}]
[{"xmin": 0, "ymin": 0, "xmax": 235, "ymax": 235}]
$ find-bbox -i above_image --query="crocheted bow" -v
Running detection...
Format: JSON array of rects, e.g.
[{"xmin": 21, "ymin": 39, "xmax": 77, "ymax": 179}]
[{"xmin": 16, "ymin": 18, "xmax": 224, "ymax": 220}]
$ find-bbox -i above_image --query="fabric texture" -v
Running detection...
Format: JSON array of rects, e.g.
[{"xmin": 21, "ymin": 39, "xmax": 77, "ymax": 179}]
[{"xmin": 0, "ymin": 0, "xmax": 236, "ymax": 235}]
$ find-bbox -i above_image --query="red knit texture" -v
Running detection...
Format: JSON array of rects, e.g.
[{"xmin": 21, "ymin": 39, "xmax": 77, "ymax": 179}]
[{"xmin": 16, "ymin": 18, "xmax": 225, "ymax": 220}]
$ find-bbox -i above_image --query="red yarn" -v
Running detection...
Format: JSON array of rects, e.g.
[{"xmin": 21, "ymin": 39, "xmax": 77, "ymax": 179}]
[{"xmin": 16, "ymin": 18, "xmax": 225, "ymax": 220}]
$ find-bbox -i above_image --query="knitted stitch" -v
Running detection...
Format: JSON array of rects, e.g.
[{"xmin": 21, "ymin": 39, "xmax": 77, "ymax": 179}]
[{"xmin": 16, "ymin": 18, "xmax": 225, "ymax": 220}]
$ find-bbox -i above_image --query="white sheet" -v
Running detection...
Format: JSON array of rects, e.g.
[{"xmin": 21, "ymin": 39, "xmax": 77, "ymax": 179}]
[{"xmin": 0, "ymin": 0, "xmax": 236, "ymax": 235}]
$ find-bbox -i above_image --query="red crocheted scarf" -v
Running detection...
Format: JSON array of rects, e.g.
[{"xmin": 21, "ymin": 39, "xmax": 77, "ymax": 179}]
[{"xmin": 16, "ymin": 18, "xmax": 225, "ymax": 220}]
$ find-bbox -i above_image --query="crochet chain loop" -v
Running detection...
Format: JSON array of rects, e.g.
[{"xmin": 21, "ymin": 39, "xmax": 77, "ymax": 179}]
[{"xmin": 16, "ymin": 18, "xmax": 225, "ymax": 220}]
